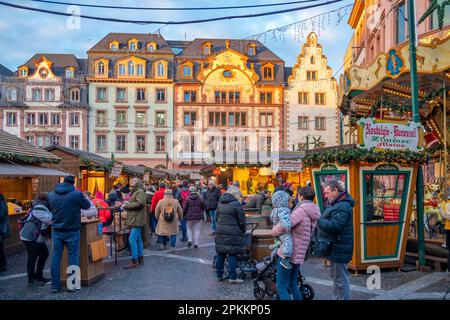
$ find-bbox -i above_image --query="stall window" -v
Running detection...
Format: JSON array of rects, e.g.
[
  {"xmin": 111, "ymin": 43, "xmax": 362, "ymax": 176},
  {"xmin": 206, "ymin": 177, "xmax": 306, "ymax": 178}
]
[
  {"xmin": 314, "ymin": 171, "xmax": 348, "ymax": 210},
  {"xmin": 364, "ymin": 173, "xmax": 407, "ymax": 222}
]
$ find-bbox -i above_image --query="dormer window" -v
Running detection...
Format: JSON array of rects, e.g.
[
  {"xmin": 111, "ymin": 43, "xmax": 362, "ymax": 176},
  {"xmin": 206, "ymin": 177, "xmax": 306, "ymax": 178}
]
[
  {"xmin": 223, "ymin": 70, "xmax": 233, "ymax": 78},
  {"xmin": 202, "ymin": 43, "xmax": 211, "ymax": 55},
  {"xmin": 147, "ymin": 42, "xmax": 157, "ymax": 52},
  {"xmin": 154, "ymin": 60, "xmax": 168, "ymax": 79},
  {"xmin": 248, "ymin": 44, "xmax": 256, "ymax": 56},
  {"xmin": 130, "ymin": 42, "xmax": 136, "ymax": 51},
  {"xmin": 310, "ymin": 56, "xmax": 315, "ymax": 64},
  {"xmin": 129, "ymin": 39, "xmax": 138, "ymax": 51},
  {"xmin": 19, "ymin": 66, "xmax": 28, "ymax": 77},
  {"xmin": 262, "ymin": 63, "xmax": 274, "ymax": 80},
  {"xmin": 111, "ymin": 44, "xmax": 118, "ymax": 51},
  {"xmin": 181, "ymin": 62, "xmax": 193, "ymax": 79},
  {"xmin": 128, "ymin": 61, "xmax": 135, "ymax": 76},
  {"xmin": 98, "ymin": 62, "xmax": 105, "ymax": 75},
  {"xmin": 158, "ymin": 62, "xmax": 165, "ymax": 77},
  {"xmin": 109, "ymin": 41, "xmax": 119, "ymax": 51},
  {"xmin": 65, "ymin": 67, "xmax": 75, "ymax": 78}
]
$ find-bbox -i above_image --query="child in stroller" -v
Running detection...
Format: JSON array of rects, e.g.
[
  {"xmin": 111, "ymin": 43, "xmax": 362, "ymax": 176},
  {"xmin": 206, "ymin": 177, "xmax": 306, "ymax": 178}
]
[
  {"xmin": 212, "ymin": 222, "xmax": 259, "ymax": 280},
  {"xmin": 253, "ymin": 248, "xmax": 315, "ymax": 300}
]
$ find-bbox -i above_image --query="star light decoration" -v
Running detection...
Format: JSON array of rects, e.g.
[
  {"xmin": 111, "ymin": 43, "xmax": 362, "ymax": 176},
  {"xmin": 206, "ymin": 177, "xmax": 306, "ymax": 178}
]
[{"xmin": 418, "ymin": 0, "xmax": 450, "ymax": 30}]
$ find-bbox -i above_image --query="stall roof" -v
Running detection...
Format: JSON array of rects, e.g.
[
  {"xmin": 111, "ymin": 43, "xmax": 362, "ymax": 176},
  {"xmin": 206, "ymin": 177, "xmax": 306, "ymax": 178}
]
[
  {"xmin": 305, "ymin": 144, "xmax": 356, "ymax": 155},
  {"xmin": 0, "ymin": 162, "xmax": 69, "ymax": 177},
  {"xmin": 0, "ymin": 130, "xmax": 60, "ymax": 164},
  {"xmin": 44, "ymin": 145, "xmax": 113, "ymax": 167}
]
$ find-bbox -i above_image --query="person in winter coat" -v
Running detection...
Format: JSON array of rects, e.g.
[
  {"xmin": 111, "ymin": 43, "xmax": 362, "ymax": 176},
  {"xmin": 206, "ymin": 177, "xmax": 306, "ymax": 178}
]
[
  {"xmin": 177, "ymin": 180, "xmax": 190, "ymax": 242},
  {"xmin": 20, "ymin": 193, "xmax": 53, "ymax": 286},
  {"xmin": 0, "ymin": 194, "xmax": 9, "ymax": 275},
  {"xmin": 270, "ymin": 191, "xmax": 293, "ymax": 270},
  {"xmin": 48, "ymin": 175, "xmax": 90, "ymax": 293},
  {"xmin": 93, "ymin": 191, "xmax": 111, "ymax": 227},
  {"xmin": 80, "ymin": 192, "xmax": 98, "ymax": 219},
  {"xmin": 317, "ymin": 180, "xmax": 354, "ymax": 300},
  {"xmin": 155, "ymin": 189, "xmax": 183, "ymax": 250},
  {"xmin": 151, "ymin": 183, "xmax": 167, "ymax": 214},
  {"xmin": 183, "ymin": 187, "xmax": 206, "ymax": 248},
  {"xmin": 244, "ymin": 191, "xmax": 268, "ymax": 213},
  {"xmin": 214, "ymin": 186, "xmax": 246, "ymax": 284},
  {"xmin": 122, "ymin": 177, "xmax": 147, "ymax": 269},
  {"xmin": 272, "ymin": 186, "xmax": 321, "ymax": 300},
  {"xmin": 205, "ymin": 181, "xmax": 221, "ymax": 235}
]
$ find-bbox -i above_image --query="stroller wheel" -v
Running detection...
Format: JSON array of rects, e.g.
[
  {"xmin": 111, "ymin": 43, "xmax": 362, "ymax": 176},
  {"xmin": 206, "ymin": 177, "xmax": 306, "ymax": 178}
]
[
  {"xmin": 300, "ymin": 284, "xmax": 315, "ymax": 300},
  {"xmin": 253, "ymin": 287, "xmax": 265, "ymax": 300}
]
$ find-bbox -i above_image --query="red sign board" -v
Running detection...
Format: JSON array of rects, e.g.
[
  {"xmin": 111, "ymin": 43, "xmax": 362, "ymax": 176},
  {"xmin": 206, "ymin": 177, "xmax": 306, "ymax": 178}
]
[
  {"xmin": 213, "ymin": 169, "xmax": 221, "ymax": 176},
  {"xmin": 384, "ymin": 204, "xmax": 400, "ymax": 221}
]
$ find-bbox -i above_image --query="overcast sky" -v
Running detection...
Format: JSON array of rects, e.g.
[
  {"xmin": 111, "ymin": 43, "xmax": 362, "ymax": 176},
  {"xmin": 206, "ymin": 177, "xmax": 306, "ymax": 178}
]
[{"xmin": 0, "ymin": 0, "xmax": 355, "ymax": 77}]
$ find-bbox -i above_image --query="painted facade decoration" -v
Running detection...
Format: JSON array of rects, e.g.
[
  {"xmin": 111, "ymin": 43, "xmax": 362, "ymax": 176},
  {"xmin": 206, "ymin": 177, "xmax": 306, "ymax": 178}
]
[{"xmin": 285, "ymin": 32, "xmax": 339, "ymax": 151}]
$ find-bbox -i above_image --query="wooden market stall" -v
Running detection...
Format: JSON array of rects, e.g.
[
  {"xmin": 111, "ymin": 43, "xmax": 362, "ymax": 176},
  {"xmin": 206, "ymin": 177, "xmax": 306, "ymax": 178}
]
[
  {"xmin": 305, "ymin": 143, "xmax": 424, "ymax": 272},
  {"xmin": 0, "ymin": 130, "xmax": 67, "ymax": 254}
]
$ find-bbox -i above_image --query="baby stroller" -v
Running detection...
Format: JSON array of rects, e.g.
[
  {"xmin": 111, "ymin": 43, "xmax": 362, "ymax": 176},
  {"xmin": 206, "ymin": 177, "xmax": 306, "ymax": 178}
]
[
  {"xmin": 212, "ymin": 222, "xmax": 259, "ymax": 280},
  {"xmin": 253, "ymin": 249, "xmax": 315, "ymax": 300}
]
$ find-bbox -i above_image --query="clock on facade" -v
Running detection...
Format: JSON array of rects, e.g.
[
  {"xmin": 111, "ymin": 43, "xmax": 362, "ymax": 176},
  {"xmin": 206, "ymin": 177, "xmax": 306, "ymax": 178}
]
[{"xmin": 39, "ymin": 67, "xmax": 49, "ymax": 79}]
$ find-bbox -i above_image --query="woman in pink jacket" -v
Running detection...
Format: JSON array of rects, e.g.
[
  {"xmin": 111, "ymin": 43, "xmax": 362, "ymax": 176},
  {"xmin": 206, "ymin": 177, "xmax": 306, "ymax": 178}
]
[{"xmin": 272, "ymin": 186, "xmax": 321, "ymax": 300}]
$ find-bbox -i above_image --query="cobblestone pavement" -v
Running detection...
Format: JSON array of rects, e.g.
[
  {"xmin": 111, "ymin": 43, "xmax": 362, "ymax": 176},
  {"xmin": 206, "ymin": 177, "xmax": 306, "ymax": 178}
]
[{"xmin": 0, "ymin": 223, "xmax": 449, "ymax": 300}]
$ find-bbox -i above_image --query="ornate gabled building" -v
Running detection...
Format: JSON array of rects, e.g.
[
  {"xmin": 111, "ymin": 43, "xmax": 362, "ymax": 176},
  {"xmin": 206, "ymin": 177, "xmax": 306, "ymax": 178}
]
[
  {"xmin": 0, "ymin": 54, "xmax": 88, "ymax": 149},
  {"xmin": 285, "ymin": 32, "xmax": 340, "ymax": 152},
  {"xmin": 87, "ymin": 33, "xmax": 175, "ymax": 168},
  {"xmin": 173, "ymin": 38, "xmax": 285, "ymax": 168}
]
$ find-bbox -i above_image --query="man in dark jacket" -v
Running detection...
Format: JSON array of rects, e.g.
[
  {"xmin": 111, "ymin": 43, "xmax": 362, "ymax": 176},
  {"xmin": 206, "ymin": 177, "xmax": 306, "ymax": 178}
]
[
  {"xmin": 48, "ymin": 175, "xmax": 90, "ymax": 293},
  {"xmin": 205, "ymin": 181, "xmax": 221, "ymax": 235},
  {"xmin": 177, "ymin": 180, "xmax": 190, "ymax": 242},
  {"xmin": 244, "ymin": 191, "xmax": 268, "ymax": 213},
  {"xmin": 317, "ymin": 180, "xmax": 354, "ymax": 300},
  {"xmin": 214, "ymin": 186, "xmax": 246, "ymax": 284},
  {"xmin": 183, "ymin": 187, "xmax": 205, "ymax": 248}
]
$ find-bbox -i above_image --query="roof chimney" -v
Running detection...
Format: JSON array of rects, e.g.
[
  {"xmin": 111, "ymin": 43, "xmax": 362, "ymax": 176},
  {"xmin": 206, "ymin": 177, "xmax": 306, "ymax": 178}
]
[{"xmin": 225, "ymin": 40, "xmax": 230, "ymax": 49}]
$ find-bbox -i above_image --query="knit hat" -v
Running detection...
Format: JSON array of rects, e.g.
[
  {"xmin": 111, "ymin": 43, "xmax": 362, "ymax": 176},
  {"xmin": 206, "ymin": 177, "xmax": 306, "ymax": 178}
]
[
  {"xmin": 164, "ymin": 189, "xmax": 173, "ymax": 196},
  {"xmin": 64, "ymin": 175, "xmax": 75, "ymax": 185}
]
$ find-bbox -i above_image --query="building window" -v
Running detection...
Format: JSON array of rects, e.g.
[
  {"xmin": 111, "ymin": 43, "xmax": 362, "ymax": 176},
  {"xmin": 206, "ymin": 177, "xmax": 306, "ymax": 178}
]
[
  {"xmin": 7, "ymin": 88, "xmax": 17, "ymax": 101},
  {"xmin": 70, "ymin": 88, "xmax": 80, "ymax": 102},
  {"xmin": 96, "ymin": 111, "xmax": 107, "ymax": 126},
  {"xmin": 116, "ymin": 135, "xmax": 126, "ymax": 152},
  {"xmin": 209, "ymin": 112, "xmax": 227, "ymax": 126},
  {"xmin": 157, "ymin": 63, "xmax": 166, "ymax": 77},
  {"xmin": 6, "ymin": 112, "xmax": 17, "ymax": 126},
  {"xmin": 119, "ymin": 64, "xmax": 126, "ymax": 76},
  {"xmin": 70, "ymin": 135, "xmax": 80, "ymax": 149},
  {"xmin": 32, "ymin": 88, "xmax": 42, "ymax": 101},
  {"xmin": 111, "ymin": 44, "xmax": 118, "ymax": 51},
  {"xmin": 136, "ymin": 135, "xmax": 146, "ymax": 152},
  {"xmin": 116, "ymin": 88, "xmax": 127, "ymax": 102},
  {"xmin": 223, "ymin": 70, "xmax": 233, "ymax": 78},
  {"xmin": 136, "ymin": 111, "xmax": 146, "ymax": 126},
  {"xmin": 129, "ymin": 41, "xmax": 137, "ymax": 51},
  {"xmin": 128, "ymin": 62, "xmax": 135, "ymax": 76},
  {"xmin": 65, "ymin": 68, "xmax": 74, "ymax": 78},
  {"xmin": 26, "ymin": 136, "xmax": 34, "ymax": 145},
  {"xmin": 96, "ymin": 87, "xmax": 107, "ymax": 102},
  {"xmin": 298, "ymin": 92, "xmax": 309, "ymax": 104},
  {"xmin": 116, "ymin": 111, "xmax": 126, "ymax": 126},
  {"xmin": 260, "ymin": 91, "xmax": 273, "ymax": 104},
  {"xmin": 430, "ymin": 1, "xmax": 450, "ymax": 29},
  {"xmin": 315, "ymin": 116, "xmax": 326, "ymax": 130},
  {"xmin": 182, "ymin": 65, "xmax": 192, "ymax": 78},
  {"xmin": 202, "ymin": 44, "xmax": 211, "ymax": 55},
  {"xmin": 298, "ymin": 116, "xmax": 309, "ymax": 130},
  {"xmin": 262, "ymin": 65, "xmax": 274, "ymax": 80},
  {"xmin": 184, "ymin": 90, "xmax": 197, "ymax": 103},
  {"xmin": 97, "ymin": 135, "xmax": 107, "ymax": 152},
  {"xmin": 156, "ymin": 88, "xmax": 166, "ymax": 102},
  {"xmin": 51, "ymin": 113, "xmax": 60, "ymax": 126},
  {"xmin": 136, "ymin": 88, "xmax": 146, "ymax": 102},
  {"xmin": 155, "ymin": 135, "xmax": 166, "ymax": 152},
  {"xmin": 69, "ymin": 113, "xmax": 80, "ymax": 126},
  {"xmin": 52, "ymin": 136, "xmax": 60, "ymax": 146},
  {"xmin": 137, "ymin": 64, "xmax": 144, "ymax": 76},
  {"xmin": 228, "ymin": 91, "xmax": 240, "ymax": 104},
  {"xmin": 315, "ymin": 93, "xmax": 326, "ymax": 105},
  {"xmin": 37, "ymin": 136, "xmax": 51, "ymax": 148},
  {"xmin": 44, "ymin": 89, "xmax": 55, "ymax": 101},
  {"xmin": 38, "ymin": 113, "xmax": 48, "ymax": 126},
  {"xmin": 19, "ymin": 68, "xmax": 28, "ymax": 77},
  {"xmin": 307, "ymin": 71, "xmax": 317, "ymax": 80},
  {"xmin": 310, "ymin": 56, "xmax": 315, "ymax": 64},
  {"xmin": 228, "ymin": 112, "xmax": 246, "ymax": 127},
  {"xmin": 26, "ymin": 113, "xmax": 36, "ymax": 126},
  {"xmin": 248, "ymin": 45, "xmax": 256, "ymax": 56},
  {"xmin": 260, "ymin": 112, "xmax": 273, "ymax": 127},
  {"xmin": 184, "ymin": 111, "xmax": 197, "ymax": 126},
  {"xmin": 215, "ymin": 91, "xmax": 226, "ymax": 103},
  {"xmin": 155, "ymin": 111, "xmax": 166, "ymax": 126},
  {"xmin": 98, "ymin": 62, "xmax": 105, "ymax": 75},
  {"xmin": 396, "ymin": 2, "xmax": 406, "ymax": 45},
  {"xmin": 148, "ymin": 43, "xmax": 156, "ymax": 52}
]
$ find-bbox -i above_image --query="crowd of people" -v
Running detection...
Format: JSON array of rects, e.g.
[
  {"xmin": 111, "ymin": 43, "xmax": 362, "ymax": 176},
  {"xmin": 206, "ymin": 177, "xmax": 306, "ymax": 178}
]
[{"xmin": 0, "ymin": 175, "xmax": 448, "ymax": 300}]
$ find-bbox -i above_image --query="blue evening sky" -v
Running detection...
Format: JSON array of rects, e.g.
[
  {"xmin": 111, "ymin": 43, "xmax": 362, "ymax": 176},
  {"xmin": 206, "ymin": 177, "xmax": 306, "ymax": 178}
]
[{"xmin": 0, "ymin": 0, "xmax": 355, "ymax": 77}]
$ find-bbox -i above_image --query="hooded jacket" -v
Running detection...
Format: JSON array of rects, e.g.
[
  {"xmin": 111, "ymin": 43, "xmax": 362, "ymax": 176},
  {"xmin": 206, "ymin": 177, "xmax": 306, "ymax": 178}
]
[
  {"xmin": 20, "ymin": 203, "xmax": 52, "ymax": 243},
  {"xmin": 155, "ymin": 194, "xmax": 183, "ymax": 236},
  {"xmin": 205, "ymin": 186, "xmax": 221, "ymax": 211},
  {"xmin": 215, "ymin": 193, "xmax": 246, "ymax": 255},
  {"xmin": 317, "ymin": 192, "xmax": 355, "ymax": 263},
  {"xmin": 48, "ymin": 182, "xmax": 90, "ymax": 232},
  {"xmin": 151, "ymin": 187, "xmax": 166, "ymax": 213},
  {"xmin": 270, "ymin": 191, "xmax": 291, "ymax": 228},
  {"xmin": 124, "ymin": 183, "xmax": 147, "ymax": 228},
  {"xmin": 183, "ymin": 193, "xmax": 206, "ymax": 221},
  {"xmin": 272, "ymin": 200, "xmax": 321, "ymax": 264}
]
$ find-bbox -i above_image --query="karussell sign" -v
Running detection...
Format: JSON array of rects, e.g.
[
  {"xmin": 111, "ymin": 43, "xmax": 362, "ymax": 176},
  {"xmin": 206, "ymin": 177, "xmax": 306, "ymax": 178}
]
[{"xmin": 357, "ymin": 118, "xmax": 423, "ymax": 151}]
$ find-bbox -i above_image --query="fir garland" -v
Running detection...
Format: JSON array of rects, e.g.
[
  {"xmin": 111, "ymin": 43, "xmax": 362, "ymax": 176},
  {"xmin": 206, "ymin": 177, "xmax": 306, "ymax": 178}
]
[
  {"xmin": 368, "ymin": 100, "xmax": 413, "ymax": 117},
  {"xmin": 0, "ymin": 152, "xmax": 60, "ymax": 164},
  {"xmin": 80, "ymin": 157, "xmax": 115, "ymax": 172}
]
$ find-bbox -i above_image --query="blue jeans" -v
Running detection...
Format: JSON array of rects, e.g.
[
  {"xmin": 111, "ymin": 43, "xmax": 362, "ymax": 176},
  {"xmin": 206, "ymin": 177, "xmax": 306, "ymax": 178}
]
[
  {"xmin": 150, "ymin": 215, "xmax": 158, "ymax": 233},
  {"xmin": 129, "ymin": 227, "xmax": 143, "ymax": 261},
  {"xmin": 208, "ymin": 210, "xmax": 217, "ymax": 232},
  {"xmin": 51, "ymin": 230, "xmax": 80, "ymax": 290},
  {"xmin": 216, "ymin": 253, "xmax": 237, "ymax": 280},
  {"xmin": 276, "ymin": 256, "xmax": 302, "ymax": 300},
  {"xmin": 159, "ymin": 235, "xmax": 177, "ymax": 247},
  {"xmin": 180, "ymin": 218, "xmax": 187, "ymax": 239}
]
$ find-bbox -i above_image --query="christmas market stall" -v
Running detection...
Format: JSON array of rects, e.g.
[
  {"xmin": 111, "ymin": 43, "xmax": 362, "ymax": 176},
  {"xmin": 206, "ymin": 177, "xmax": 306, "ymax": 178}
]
[{"xmin": 0, "ymin": 130, "xmax": 67, "ymax": 254}]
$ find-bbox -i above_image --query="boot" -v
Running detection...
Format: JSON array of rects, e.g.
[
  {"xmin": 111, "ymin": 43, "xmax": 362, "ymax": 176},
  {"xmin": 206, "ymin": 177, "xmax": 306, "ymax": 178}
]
[
  {"xmin": 138, "ymin": 256, "xmax": 144, "ymax": 265},
  {"xmin": 123, "ymin": 259, "xmax": 139, "ymax": 269}
]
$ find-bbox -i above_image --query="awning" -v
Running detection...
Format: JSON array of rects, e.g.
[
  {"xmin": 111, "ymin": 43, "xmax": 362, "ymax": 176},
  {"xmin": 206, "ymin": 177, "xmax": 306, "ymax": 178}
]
[{"xmin": 0, "ymin": 163, "xmax": 69, "ymax": 177}]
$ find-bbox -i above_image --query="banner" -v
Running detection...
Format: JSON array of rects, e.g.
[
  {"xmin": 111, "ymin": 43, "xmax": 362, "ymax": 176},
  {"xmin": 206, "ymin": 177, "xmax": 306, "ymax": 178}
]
[
  {"xmin": 271, "ymin": 160, "xmax": 303, "ymax": 172},
  {"xmin": 357, "ymin": 118, "xmax": 423, "ymax": 151},
  {"xmin": 110, "ymin": 164, "xmax": 123, "ymax": 177}
]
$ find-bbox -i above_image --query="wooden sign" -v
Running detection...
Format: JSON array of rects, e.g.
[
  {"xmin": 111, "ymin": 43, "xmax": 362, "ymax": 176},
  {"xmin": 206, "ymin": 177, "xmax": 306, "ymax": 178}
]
[
  {"xmin": 271, "ymin": 160, "xmax": 303, "ymax": 172},
  {"xmin": 89, "ymin": 238, "xmax": 108, "ymax": 262},
  {"xmin": 357, "ymin": 118, "xmax": 423, "ymax": 152},
  {"xmin": 110, "ymin": 164, "xmax": 123, "ymax": 177}
]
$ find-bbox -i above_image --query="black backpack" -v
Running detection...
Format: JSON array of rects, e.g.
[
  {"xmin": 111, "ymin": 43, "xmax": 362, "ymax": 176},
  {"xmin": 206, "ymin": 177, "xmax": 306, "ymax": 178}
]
[{"xmin": 163, "ymin": 206, "xmax": 175, "ymax": 223}]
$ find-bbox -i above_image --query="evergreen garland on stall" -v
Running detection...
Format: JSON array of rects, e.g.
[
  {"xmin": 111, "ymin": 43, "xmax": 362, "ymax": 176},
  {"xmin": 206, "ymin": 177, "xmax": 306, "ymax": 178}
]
[
  {"xmin": 80, "ymin": 157, "xmax": 115, "ymax": 172},
  {"xmin": 0, "ymin": 152, "xmax": 60, "ymax": 164}
]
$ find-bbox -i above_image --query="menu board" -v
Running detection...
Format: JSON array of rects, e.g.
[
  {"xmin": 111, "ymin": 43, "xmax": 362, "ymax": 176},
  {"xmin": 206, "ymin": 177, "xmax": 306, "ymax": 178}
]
[{"xmin": 383, "ymin": 204, "xmax": 400, "ymax": 221}]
